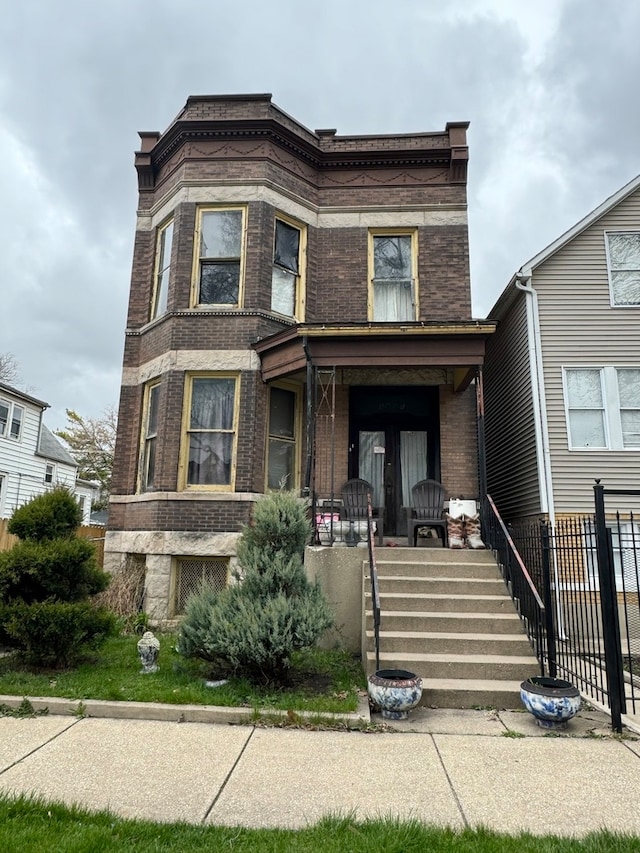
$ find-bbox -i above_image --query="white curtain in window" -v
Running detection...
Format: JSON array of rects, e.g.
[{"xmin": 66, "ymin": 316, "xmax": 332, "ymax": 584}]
[
  {"xmin": 271, "ymin": 267, "xmax": 296, "ymax": 316},
  {"xmin": 373, "ymin": 281, "xmax": 413, "ymax": 321},
  {"xmin": 400, "ymin": 431, "xmax": 428, "ymax": 506},
  {"xmin": 187, "ymin": 379, "xmax": 235, "ymax": 485},
  {"xmin": 359, "ymin": 431, "xmax": 385, "ymax": 507}
]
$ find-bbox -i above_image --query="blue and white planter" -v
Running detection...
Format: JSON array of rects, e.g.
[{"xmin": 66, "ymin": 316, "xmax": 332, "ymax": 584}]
[
  {"xmin": 520, "ymin": 676, "xmax": 581, "ymax": 729},
  {"xmin": 368, "ymin": 669, "xmax": 423, "ymax": 720}
]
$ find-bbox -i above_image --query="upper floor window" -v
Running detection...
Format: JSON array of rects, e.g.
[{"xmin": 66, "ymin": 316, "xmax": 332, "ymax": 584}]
[
  {"xmin": 266, "ymin": 385, "xmax": 299, "ymax": 490},
  {"xmin": 271, "ymin": 217, "xmax": 306, "ymax": 319},
  {"xmin": 44, "ymin": 463, "xmax": 55, "ymax": 484},
  {"xmin": 140, "ymin": 382, "xmax": 161, "ymax": 492},
  {"xmin": 194, "ymin": 208, "xmax": 245, "ymax": 306},
  {"xmin": 369, "ymin": 231, "xmax": 417, "ymax": 321},
  {"xmin": 0, "ymin": 399, "xmax": 24, "ymax": 440},
  {"xmin": 606, "ymin": 232, "xmax": 640, "ymax": 306},
  {"xmin": 180, "ymin": 374, "xmax": 239, "ymax": 489},
  {"xmin": 151, "ymin": 219, "xmax": 174, "ymax": 319},
  {"xmin": 564, "ymin": 366, "xmax": 640, "ymax": 449}
]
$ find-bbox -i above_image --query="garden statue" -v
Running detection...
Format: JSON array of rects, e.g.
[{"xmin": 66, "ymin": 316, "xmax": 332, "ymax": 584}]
[{"xmin": 137, "ymin": 631, "xmax": 160, "ymax": 673}]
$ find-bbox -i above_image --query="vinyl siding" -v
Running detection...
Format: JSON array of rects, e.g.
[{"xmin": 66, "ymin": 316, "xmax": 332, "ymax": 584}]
[
  {"xmin": 484, "ymin": 292, "xmax": 541, "ymax": 521},
  {"xmin": 0, "ymin": 397, "xmax": 78, "ymax": 519},
  {"xmin": 534, "ymin": 186, "xmax": 640, "ymax": 514}
]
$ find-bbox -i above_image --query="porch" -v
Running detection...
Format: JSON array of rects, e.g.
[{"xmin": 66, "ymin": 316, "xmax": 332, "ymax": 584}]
[{"xmin": 253, "ymin": 320, "xmax": 495, "ymax": 540}]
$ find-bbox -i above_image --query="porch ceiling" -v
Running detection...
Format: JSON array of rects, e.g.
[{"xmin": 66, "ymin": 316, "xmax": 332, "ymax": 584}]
[{"xmin": 253, "ymin": 321, "xmax": 496, "ymax": 386}]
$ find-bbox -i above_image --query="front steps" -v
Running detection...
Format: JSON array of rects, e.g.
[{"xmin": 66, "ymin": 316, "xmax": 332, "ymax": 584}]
[{"xmin": 364, "ymin": 547, "xmax": 540, "ymax": 709}]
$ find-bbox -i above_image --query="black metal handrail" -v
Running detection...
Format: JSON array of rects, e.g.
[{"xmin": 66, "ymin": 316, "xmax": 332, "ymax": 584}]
[
  {"xmin": 482, "ymin": 495, "xmax": 548, "ymax": 673},
  {"xmin": 366, "ymin": 492, "xmax": 381, "ymax": 672}
]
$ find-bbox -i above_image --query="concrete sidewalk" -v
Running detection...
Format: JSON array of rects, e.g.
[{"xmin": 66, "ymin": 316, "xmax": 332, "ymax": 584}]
[{"xmin": 1, "ymin": 703, "xmax": 640, "ymax": 836}]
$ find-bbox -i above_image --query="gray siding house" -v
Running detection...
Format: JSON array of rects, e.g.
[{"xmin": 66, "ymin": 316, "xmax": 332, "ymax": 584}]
[{"xmin": 485, "ymin": 174, "xmax": 640, "ymax": 524}]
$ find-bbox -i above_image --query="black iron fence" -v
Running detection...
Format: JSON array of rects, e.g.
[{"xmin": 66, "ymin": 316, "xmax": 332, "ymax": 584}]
[{"xmin": 488, "ymin": 484, "xmax": 640, "ymax": 733}]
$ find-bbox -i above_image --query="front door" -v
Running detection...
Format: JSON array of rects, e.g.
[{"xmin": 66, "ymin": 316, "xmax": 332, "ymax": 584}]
[{"xmin": 349, "ymin": 387, "xmax": 440, "ymax": 536}]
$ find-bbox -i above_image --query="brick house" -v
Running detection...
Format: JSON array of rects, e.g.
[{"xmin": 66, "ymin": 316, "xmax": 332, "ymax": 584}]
[{"xmin": 105, "ymin": 94, "xmax": 495, "ymax": 620}]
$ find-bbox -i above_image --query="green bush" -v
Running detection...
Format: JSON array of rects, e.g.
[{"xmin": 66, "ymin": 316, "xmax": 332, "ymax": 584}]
[
  {"xmin": 0, "ymin": 487, "xmax": 116, "ymax": 668},
  {"xmin": 8, "ymin": 487, "xmax": 82, "ymax": 541},
  {"xmin": 0, "ymin": 538, "xmax": 108, "ymax": 604},
  {"xmin": 3, "ymin": 601, "xmax": 117, "ymax": 668},
  {"xmin": 178, "ymin": 491, "xmax": 333, "ymax": 681}
]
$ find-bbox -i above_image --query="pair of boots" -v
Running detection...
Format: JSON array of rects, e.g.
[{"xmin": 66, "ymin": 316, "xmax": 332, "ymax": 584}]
[{"xmin": 446, "ymin": 512, "xmax": 485, "ymax": 550}]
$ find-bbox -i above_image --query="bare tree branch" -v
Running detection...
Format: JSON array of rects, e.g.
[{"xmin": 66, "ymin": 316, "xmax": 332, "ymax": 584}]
[{"xmin": 0, "ymin": 352, "xmax": 21, "ymax": 386}]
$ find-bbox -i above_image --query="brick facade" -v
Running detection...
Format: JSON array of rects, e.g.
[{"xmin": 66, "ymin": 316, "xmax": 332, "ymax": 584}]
[{"xmin": 107, "ymin": 94, "xmax": 491, "ymax": 616}]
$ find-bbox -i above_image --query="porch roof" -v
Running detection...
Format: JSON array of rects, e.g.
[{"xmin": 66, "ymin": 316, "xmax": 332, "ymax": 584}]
[{"xmin": 252, "ymin": 321, "xmax": 496, "ymax": 389}]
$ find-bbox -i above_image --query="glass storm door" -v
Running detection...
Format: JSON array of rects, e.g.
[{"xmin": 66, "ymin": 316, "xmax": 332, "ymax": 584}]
[{"xmin": 358, "ymin": 428, "xmax": 428, "ymax": 535}]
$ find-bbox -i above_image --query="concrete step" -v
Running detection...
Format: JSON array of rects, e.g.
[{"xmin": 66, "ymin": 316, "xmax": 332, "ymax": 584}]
[
  {"xmin": 366, "ymin": 651, "xmax": 540, "ymax": 681},
  {"xmin": 377, "ymin": 576, "xmax": 508, "ymax": 596},
  {"xmin": 366, "ymin": 630, "xmax": 534, "ymax": 657},
  {"xmin": 418, "ymin": 677, "xmax": 531, "ymax": 710},
  {"xmin": 375, "ymin": 547, "xmax": 496, "ymax": 564},
  {"xmin": 366, "ymin": 610, "xmax": 524, "ymax": 634},
  {"xmin": 368, "ymin": 592, "xmax": 515, "ymax": 613},
  {"xmin": 372, "ymin": 561, "xmax": 503, "ymax": 579}
]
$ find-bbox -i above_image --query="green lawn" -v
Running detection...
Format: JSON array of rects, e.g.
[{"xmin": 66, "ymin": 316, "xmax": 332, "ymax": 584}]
[
  {"xmin": 0, "ymin": 634, "xmax": 364, "ymax": 715},
  {"xmin": 0, "ymin": 795, "xmax": 636, "ymax": 853}
]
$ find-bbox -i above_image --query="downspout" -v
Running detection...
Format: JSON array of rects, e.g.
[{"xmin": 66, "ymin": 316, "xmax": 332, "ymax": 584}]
[
  {"xmin": 515, "ymin": 274, "xmax": 564, "ymax": 636},
  {"xmin": 514, "ymin": 274, "xmax": 555, "ymax": 526}
]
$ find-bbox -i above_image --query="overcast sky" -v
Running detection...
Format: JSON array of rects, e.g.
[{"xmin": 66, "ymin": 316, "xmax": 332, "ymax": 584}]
[{"xmin": 1, "ymin": 0, "xmax": 638, "ymax": 430}]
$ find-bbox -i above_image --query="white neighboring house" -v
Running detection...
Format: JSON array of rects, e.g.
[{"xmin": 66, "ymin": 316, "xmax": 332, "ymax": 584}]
[{"xmin": 0, "ymin": 381, "xmax": 96, "ymax": 523}]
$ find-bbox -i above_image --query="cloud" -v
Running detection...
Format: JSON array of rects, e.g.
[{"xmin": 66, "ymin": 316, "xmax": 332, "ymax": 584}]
[{"xmin": 0, "ymin": 0, "xmax": 639, "ymax": 423}]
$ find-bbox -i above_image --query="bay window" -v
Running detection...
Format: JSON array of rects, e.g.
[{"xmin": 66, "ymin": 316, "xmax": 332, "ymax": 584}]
[
  {"xmin": 271, "ymin": 217, "xmax": 305, "ymax": 319},
  {"xmin": 151, "ymin": 219, "xmax": 174, "ymax": 319},
  {"xmin": 194, "ymin": 208, "xmax": 245, "ymax": 306},
  {"xmin": 182, "ymin": 375, "xmax": 238, "ymax": 488}
]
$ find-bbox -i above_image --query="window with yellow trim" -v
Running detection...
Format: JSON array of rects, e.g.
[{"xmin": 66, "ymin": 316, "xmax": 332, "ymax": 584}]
[
  {"xmin": 140, "ymin": 382, "xmax": 161, "ymax": 491},
  {"xmin": 271, "ymin": 216, "xmax": 306, "ymax": 319},
  {"xmin": 194, "ymin": 208, "xmax": 245, "ymax": 306},
  {"xmin": 151, "ymin": 219, "xmax": 174, "ymax": 319},
  {"xmin": 266, "ymin": 385, "xmax": 300, "ymax": 490},
  {"xmin": 182, "ymin": 375, "xmax": 238, "ymax": 488},
  {"xmin": 369, "ymin": 231, "xmax": 417, "ymax": 321}
]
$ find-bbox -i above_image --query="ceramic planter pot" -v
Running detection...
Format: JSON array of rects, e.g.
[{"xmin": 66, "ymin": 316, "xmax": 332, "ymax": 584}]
[
  {"xmin": 520, "ymin": 676, "xmax": 581, "ymax": 729},
  {"xmin": 368, "ymin": 669, "xmax": 423, "ymax": 720}
]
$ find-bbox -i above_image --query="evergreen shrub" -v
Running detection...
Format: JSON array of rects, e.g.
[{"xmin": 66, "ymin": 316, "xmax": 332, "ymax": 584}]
[
  {"xmin": 178, "ymin": 490, "xmax": 333, "ymax": 681},
  {"xmin": 0, "ymin": 488, "xmax": 117, "ymax": 667}
]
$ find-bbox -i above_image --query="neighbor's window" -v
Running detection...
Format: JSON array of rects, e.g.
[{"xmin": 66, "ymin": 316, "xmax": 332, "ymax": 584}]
[
  {"xmin": 369, "ymin": 232, "xmax": 417, "ymax": 321},
  {"xmin": 151, "ymin": 219, "xmax": 174, "ymax": 319},
  {"xmin": 564, "ymin": 366, "xmax": 640, "ymax": 450},
  {"xmin": 617, "ymin": 368, "xmax": 640, "ymax": 447},
  {"xmin": 10, "ymin": 406, "xmax": 23, "ymax": 440},
  {"xmin": 606, "ymin": 232, "xmax": 640, "ymax": 306},
  {"xmin": 267, "ymin": 386, "xmax": 298, "ymax": 489},
  {"xmin": 140, "ymin": 382, "xmax": 161, "ymax": 491},
  {"xmin": 44, "ymin": 463, "xmax": 55, "ymax": 484},
  {"xmin": 0, "ymin": 400, "xmax": 24, "ymax": 441},
  {"xmin": 564, "ymin": 368, "xmax": 607, "ymax": 449},
  {"xmin": 271, "ymin": 217, "xmax": 305, "ymax": 319},
  {"xmin": 182, "ymin": 375, "xmax": 238, "ymax": 488},
  {"xmin": 194, "ymin": 208, "xmax": 245, "ymax": 306},
  {"xmin": 0, "ymin": 400, "xmax": 8, "ymax": 437}
]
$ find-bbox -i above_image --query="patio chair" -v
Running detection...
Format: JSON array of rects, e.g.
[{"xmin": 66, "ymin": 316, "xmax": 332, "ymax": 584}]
[
  {"xmin": 341, "ymin": 478, "xmax": 384, "ymax": 546},
  {"xmin": 406, "ymin": 479, "xmax": 447, "ymax": 547}
]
